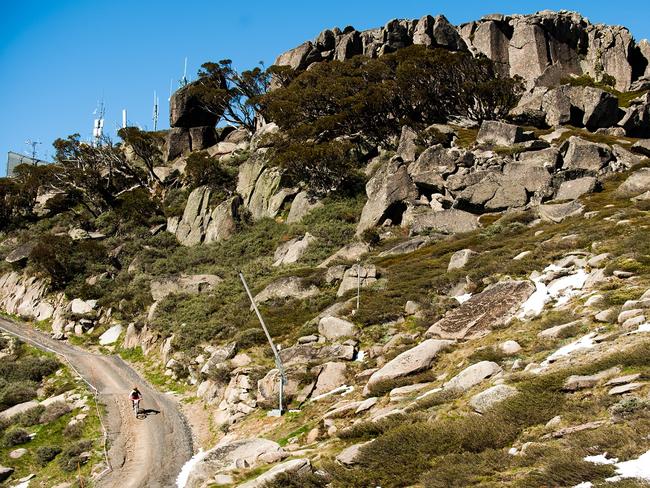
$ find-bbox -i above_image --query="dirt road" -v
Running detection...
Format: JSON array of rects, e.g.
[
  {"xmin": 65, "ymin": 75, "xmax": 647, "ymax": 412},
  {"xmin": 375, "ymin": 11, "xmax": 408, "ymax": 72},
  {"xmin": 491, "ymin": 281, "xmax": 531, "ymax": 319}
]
[{"xmin": 0, "ymin": 318, "xmax": 193, "ymax": 488}]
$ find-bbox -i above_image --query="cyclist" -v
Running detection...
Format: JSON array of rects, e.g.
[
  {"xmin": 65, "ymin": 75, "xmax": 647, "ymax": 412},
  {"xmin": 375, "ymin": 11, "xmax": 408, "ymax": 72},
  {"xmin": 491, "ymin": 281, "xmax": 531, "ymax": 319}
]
[{"xmin": 129, "ymin": 387, "xmax": 142, "ymax": 414}]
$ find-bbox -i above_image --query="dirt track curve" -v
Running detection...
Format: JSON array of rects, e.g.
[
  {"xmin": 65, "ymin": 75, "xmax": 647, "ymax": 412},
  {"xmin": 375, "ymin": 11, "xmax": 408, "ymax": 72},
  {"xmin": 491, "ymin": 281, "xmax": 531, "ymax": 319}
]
[{"xmin": 0, "ymin": 317, "xmax": 193, "ymax": 488}]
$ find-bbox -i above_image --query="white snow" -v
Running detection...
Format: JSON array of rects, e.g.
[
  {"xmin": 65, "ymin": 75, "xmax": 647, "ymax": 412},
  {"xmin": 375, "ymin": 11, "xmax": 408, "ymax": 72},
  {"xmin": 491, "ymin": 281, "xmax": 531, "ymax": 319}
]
[
  {"xmin": 632, "ymin": 323, "xmax": 650, "ymax": 333},
  {"xmin": 584, "ymin": 453, "xmax": 618, "ymax": 465},
  {"xmin": 540, "ymin": 333, "xmax": 596, "ymax": 367},
  {"xmin": 454, "ymin": 293, "xmax": 472, "ymax": 304},
  {"xmin": 355, "ymin": 350, "xmax": 366, "ymax": 362},
  {"xmin": 518, "ymin": 278, "xmax": 548, "ymax": 319},
  {"xmin": 176, "ymin": 448, "xmax": 207, "ymax": 488},
  {"xmin": 518, "ymin": 267, "xmax": 589, "ymax": 319},
  {"xmin": 573, "ymin": 483, "xmax": 593, "ymax": 488},
  {"xmin": 606, "ymin": 450, "xmax": 650, "ymax": 482}
]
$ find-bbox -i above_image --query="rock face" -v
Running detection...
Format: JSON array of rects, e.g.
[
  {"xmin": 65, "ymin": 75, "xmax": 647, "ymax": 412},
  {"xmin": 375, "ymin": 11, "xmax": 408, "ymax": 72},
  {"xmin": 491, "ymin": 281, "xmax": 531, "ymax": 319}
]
[
  {"xmin": 562, "ymin": 137, "xmax": 613, "ymax": 172},
  {"xmin": 286, "ymin": 191, "xmax": 323, "ymax": 223},
  {"xmin": 276, "ymin": 11, "xmax": 649, "ymax": 92},
  {"xmin": 312, "ymin": 362, "xmax": 348, "ymax": 397},
  {"xmin": 426, "ymin": 280, "xmax": 535, "ymax": 339},
  {"xmin": 168, "ymin": 186, "xmax": 242, "ymax": 246},
  {"xmin": 185, "ymin": 438, "xmax": 284, "ymax": 488},
  {"xmin": 318, "ymin": 316, "xmax": 357, "ymax": 340},
  {"xmin": 170, "ymin": 79, "xmax": 225, "ymax": 128},
  {"xmin": 337, "ymin": 265, "xmax": 378, "ymax": 296},
  {"xmin": 236, "ymin": 154, "xmax": 298, "ymax": 221},
  {"xmin": 619, "ymin": 94, "xmax": 650, "ymax": 137},
  {"xmin": 253, "ymin": 277, "xmax": 319, "ymax": 304},
  {"xmin": 364, "ymin": 339, "xmax": 453, "ymax": 394}
]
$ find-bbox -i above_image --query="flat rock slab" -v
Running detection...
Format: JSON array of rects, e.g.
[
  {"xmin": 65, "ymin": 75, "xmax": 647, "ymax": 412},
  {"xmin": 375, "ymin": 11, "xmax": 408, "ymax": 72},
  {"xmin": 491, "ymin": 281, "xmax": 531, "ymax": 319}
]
[
  {"xmin": 469, "ymin": 384, "xmax": 518, "ymax": 413},
  {"xmin": 426, "ymin": 280, "xmax": 535, "ymax": 340},
  {"xmin": 606, "ymin": 373, "xmax": 642, "ymax": 386},
  {"xmin": 443, "ymin": 361, "xmax": 502, "ymax": 393},
  {"xmin": 336, "ymin": 441, "xmax": 372, "ymax": 466},
  {"xmin": 608, "ymin": 382, "xmax": 645, "ymax": 395}
]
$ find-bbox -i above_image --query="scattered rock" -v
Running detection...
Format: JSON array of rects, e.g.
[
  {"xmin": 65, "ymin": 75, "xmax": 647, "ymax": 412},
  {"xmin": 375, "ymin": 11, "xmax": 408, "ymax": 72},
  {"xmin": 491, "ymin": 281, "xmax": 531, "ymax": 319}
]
[
  {"xmin": 562, "ymin": 136, "xmax": 612, "ymax": 172},
  {"xmin": 469, "ymin": 384, "xmax": 517, "ymax": 413},
  {"xmin": 9, "ymin": 448, "xmax": 28, "ymax": 459},
  {"xmin": 272, "ymin": 233, "xmax": 316, "ymax": 266},
  {"xmin": 555, "ymin": 177, "xmax": 597, "ymax": 201},
  {"xmin": 476, "ymin": 120, "xmax": 525, "ymax": 146},
  {"xmin": 607, "ymin": 373, "xmax": 642, "ymax": 386},
  {"xmin": 448, "ymin": 249, "xmax": 478, "ymax": 271},
  {"xmin": 238, "ymin": 459, "xmax": 311, "ymax": 488},
  {"xmin": 150, "ymin": 274, "xmax": 222, "ymax": 301},
  {"xmin": 364, "ymin": 339, "xmax": 453, "ymax": 395},
  {"xmin": 608, "ymin": 383, "xmax": 644, "ymax": 395},
  {"xmin": 312, "ymin": 362, "xmax": 348, "ymax": 398},
  {"xmin": 616, "ymin": 168, "xmax": 650, "ymax": 197},
  {"xmin": 563, "ymin": 367, "xmax": 621, "ymax": 391},
  {"xmin": 336, "ymin": 442, "xmax": 372, "ymax": 466},
  {"xmin": 0, "ymin": 400, "xmax": 40, "ymax": 421},
  {"xmin": 99, "ymin": 324, "xmax": 122, "ymax": 346},
  {"xmin": 402, "ymin": 207, "xmax": 480, "ymax": 234},
  {"xmin": 337, "ymin": 265, "xmax": 378, "ymax": 297},
  {"xmin": 318, "ymin": 317, "xmax": 357, "ymax": 340},
  {"xmin": 0, "ymin": 465, "xmax": 14, "ymax": 482},
  {"xmin": 538, "ymin": 200, "xmax": 585, "ymax": 223},
  {"xmin": 443, "ymin": 361, "xmax": 502, "ymax": 393},
  {"xmin": 286, "ymin": 192, "xmax": 323, "ymax": 223},
  {"xmin": 538, "ymin": 320, "xmax": 581, "ymax": 339},
  {"xmin": 319, "ymin": 242, "xmax": 370, "ymax": 268},
  {"xmin": 499, "ymin": 340, "xmax": 522, "ymax": 355}
]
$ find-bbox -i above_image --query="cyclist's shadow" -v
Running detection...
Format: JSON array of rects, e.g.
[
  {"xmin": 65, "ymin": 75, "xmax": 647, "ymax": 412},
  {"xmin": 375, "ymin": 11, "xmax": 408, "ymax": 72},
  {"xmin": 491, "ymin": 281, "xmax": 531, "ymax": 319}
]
[{"xmin": 136, "ymin": 408, "xmax": 161, "ymax": 420}]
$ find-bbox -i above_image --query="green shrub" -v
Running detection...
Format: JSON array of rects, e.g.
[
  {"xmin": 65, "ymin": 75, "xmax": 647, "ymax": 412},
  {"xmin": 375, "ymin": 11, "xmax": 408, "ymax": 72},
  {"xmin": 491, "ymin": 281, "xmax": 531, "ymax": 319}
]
[
  {"xmin": 421, "ymin": 449, "xmax": 513, "ymax": 488},
  {"xmin": 262, "ymin": 471, "xmax": 328, "ymax": 488},
  {"xmin": 0, "ymin": 380, "xmax": 38, "ymax": 410},
  {"xmin": 36, "ymin": 445, "xmax": 63, "ymax": 465},
  {"xmin": 15, "ymin": 405, "xmax": 45, "ymax": 426},
  {"xmin": 234, "ymin": 328, "xmax": 266, "ymax": 349},
  {"xmin": 184, "ymin": 151, "xmax": 237, "ymax": 195},
  {"xmin": 63, "ymin": 421, "xmax": 84, "ymax": 439},
  {"xmin": 3, "ymin": 427, "xmax": 31, "ymax": 447},
  {"xmin": 521, "ymin": 450, "xmax": 615, "ymax": 486},
  {"xmin": 467, "ymin": 346, "xmax": 506, "ymax": 364}
]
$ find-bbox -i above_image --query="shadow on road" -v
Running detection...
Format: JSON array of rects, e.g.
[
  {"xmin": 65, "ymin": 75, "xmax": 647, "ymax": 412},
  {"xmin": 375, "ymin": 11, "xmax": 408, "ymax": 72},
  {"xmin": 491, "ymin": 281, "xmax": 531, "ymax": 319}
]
[{"xmin": 136, "ymin": 408, "xmax": 161, "ymax": 420}]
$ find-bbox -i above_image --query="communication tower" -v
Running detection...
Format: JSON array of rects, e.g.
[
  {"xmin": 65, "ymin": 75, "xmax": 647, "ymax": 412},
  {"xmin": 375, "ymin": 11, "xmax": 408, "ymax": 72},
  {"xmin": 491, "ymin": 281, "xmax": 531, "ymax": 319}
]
[{"xmin": 92, "ymin": 100, "xmax": 106, "ymax": 146}]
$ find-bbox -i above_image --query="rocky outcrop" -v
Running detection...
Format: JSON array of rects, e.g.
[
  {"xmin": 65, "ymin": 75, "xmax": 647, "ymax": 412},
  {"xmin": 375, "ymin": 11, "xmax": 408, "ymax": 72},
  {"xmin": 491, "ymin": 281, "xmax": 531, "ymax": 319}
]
[
  {"xmin": 619, "ymin": 93, "xmax": 650, "ymax": 137},
  {"xmin": 170, "ymin": 79, "xmax": 225, "ymax": 128},
  {"xmin": 337, "ymin": 265, "xmax": 378, "ymax": 296},
  {"xmin": 561, "ymin": 136, "xmax": 613, "ymax": 173},
  {"xmin": 469, "ymin": 384, "xmax": 518, "ymax": 413},
  {"xmin": 476, "ymin": 121, "xmax": 525, "ymax": 146},
  {"xmin": 616, "ymin": 168, "xmax": 650, "ymax": 197},
  {"xmin": 274, "ymin": 15, "xmax": 466, "ymax": 71},
  {"xmin": 238, "ymin": 459, "xmax": 311, "ymax": 488},
  {"xmin": 426, "ymin": 280, "xmax": 535, "ymax": 339},
  {"xmin": 276, "ymin": 11, "xmax": 649, "ymax": 93},
  {"xmin": 253, "ymin": 277, "xmax": 319, "ymax": 304},
  {"xmin": 286, "ymin": 191, "xmax": 323, "ymax": 223},
  {"xmin": 273, "ymin": 233, "xmax": 316, "ymax": 266},
  {"xmin": 167, "ymin": 186, "xmax": 242, "ymax": 246}
]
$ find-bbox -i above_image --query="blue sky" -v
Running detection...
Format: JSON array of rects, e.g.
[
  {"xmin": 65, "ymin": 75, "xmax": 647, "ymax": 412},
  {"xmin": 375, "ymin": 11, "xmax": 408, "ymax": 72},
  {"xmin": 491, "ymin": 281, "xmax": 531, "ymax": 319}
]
[{"xmin": 1, "ymin": 0, "xmax": 649, "ymax": 174}]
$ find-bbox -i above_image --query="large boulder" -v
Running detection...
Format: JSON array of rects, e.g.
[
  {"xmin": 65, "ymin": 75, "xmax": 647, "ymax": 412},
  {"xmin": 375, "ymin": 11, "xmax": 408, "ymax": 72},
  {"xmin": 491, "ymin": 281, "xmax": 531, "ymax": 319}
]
[
  {"xmin": 337, "ymin": 265, "xmax": 378, "ymax": 296},
  {"xmin": 402, "ymin": 207, "xmax": 480, "ymax": 234},
  {"xmin": 619, "ymin": 94, "xmax": 650, "ymax": 138},
  {"xmin": 318, "ymin": 317, "xmax": 357, "ymax": 340},
  {"xmin": 443, "ymin": 361, "xmax": 502, "ymax": 392},
  {"xmin": 356, "ymin": 157, "xmax": 418, "ymax": 235},
  {"xmin": 0, "ymin": 400, "xmax": 40, "ymax": 421},
  {"xmin": 538, "ymin": 200, "xmax": 585, "ymax": 223},
  {"xmin": 286, "ymin": 191, "xmax": 322, "ymax": 223},
  {"xmin": 562, "ymin": 137, "xmax": 613, "ymax": 172},
  {"xmin": 312, "ymin": 362, "xmax": 348, "ymax": 397},
  {"xmin": 616, "ymin": 168, "xmax": 650, "ymax": 197},
  {"xmin": 280, "ymin": 343, "xmax": 356, "ymax": 365},
  {"xmin": 537, "ymin": 85, "xmax": 620, "ymax": 129},
  {"xmin": 469, "ymin": 384, "xmax": 518, "ymax": 413},
  {"xmin": 448, "ymin": 249, "xmax": 478, "ymax": 271},
  {"xmin": 555, "ymin": 177, "xmax": 597, "ymax": 200},
  {"xmin": 426, "ymin": 280, "xmax": 535, "ymax": 339},
  {"xmin": 364, "ymin": 339, "xmax": 453, "ymax": 394},
  {"xmin": 169, "ymin": 79, "xmax": 225, "ymax": 128},
  {"xmin": 476, "ymin": 120, "xmax": 525, "ymax": 146},
  {"xmin": 165, "ymin": 128, "xmax": 192, "ymax": 161}
]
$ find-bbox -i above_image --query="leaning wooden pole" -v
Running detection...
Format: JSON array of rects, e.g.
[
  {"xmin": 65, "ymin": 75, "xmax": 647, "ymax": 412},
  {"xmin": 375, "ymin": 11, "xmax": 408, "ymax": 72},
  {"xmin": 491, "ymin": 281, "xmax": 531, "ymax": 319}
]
[{"xmin": 239, "ymin": 271, "xmax": 287, "ymax": 414}]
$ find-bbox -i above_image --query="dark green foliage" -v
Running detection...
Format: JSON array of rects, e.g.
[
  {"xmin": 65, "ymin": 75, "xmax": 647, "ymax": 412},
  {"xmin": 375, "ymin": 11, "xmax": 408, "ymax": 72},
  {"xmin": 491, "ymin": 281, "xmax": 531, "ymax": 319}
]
[
  {"xmin": 183, "ymin": 151, "xmax": 237, "ymax": 194},
  {"xmin": 261, "ymin": 46, "xmax": 522, "ymax": 194},
  {"xmin": 28, "ymin": 234, "xmax": 107, "ymax": 290},
  {"xmin": 192, "ymin": 60, "xmax": 270, "ymax": 131},
  {"xmin": 3, "ymin": 427, "xmax": 31, "ymax": 447},
  {"xmin": 520, "ymin": 450, "xmax": 615, "ymax": 487},
  {"xmin": 15, "ymin": 405, "xmax": 45, "ymax": 427},
  {"xmin": 117, "ymin": 126, "xmax": 164, "ymax": 181},
  {"xmin": 421, "ymin": 449, "xmax": 514, "ymax": 488},
  {"xmin": 112, "ymin": 188, "xmax": 163, "ymax": 230},
  {"xmin": 467, "ymin": 346, "xmax": 507, "ymax": 364},
  {"xmin": 58, "ymin": 440, "xmax": 93, "ymax": 472},
  {"xmin": 234, "ymin": 328, "xmax": 266, "ymax": 348},
  {"xmin": 39, "ymin": 401, "xmax": 72, "ymax": 424},
  {"xmin": 0, "ymin": 355, "xmax": 59, "ymax": 383},
  {"xmin": 36, "ymin": 445, "xmax": 63, "ymax": 465},
  {"xmin": 0, "ymin": 380, "xmax": 38, "ymax": 410}
]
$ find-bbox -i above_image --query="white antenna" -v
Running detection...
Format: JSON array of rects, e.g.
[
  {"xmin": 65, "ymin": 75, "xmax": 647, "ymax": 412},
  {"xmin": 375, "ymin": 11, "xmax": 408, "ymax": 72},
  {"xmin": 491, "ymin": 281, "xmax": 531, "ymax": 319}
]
[
  {"xmin": 152, "ymin": 91, "xmax": 159, "ymax": 131},
  {"xmin": 179, "ymin": 57, "xmax": 188, "ymax": 87},
  {"xmin": 168, "ymin": 78, "xmax": 173, "ymax": 101},
  {"xmin": 122, "ymin": 109, "xmax": 128, "ymax": 129},
  {"xmin": 24, "ymin": 140, "xmax": 42, "ymax": 161},
  {"xmin": 93, "ymin": 99, "xmax": 106, "ymax": 146}
]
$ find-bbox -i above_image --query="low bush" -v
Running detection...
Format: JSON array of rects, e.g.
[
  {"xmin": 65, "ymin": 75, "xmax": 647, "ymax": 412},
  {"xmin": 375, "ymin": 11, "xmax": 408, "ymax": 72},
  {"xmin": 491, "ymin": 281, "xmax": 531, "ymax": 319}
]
[
  {"xmin": 15, "ymin": 405, "xmax": 45, "ymax": 426},
  {"xmin": 421, "ymin": 449, "xmax": 514, "ymax": 487},
  {"xmin": 58, "ymin": 440, "xmax": 93, "ymax": 472},
  {"xmin": 0, "ymin": 380, "xmax": 38, "ymax": 410},
  {"xmin": 36, "ymin": 445, "xmax": 63, "ymax": 465},
  {"xmin": 3, "ymin": 427, "xmax": 31, "ymax": 447},
  {"xmin": 261, "ymin": 471, "xmax": 328, "ymax": 488},
  {"xmin": 63, "ymin": 421, "xmax": 84, "ymax": 439}
]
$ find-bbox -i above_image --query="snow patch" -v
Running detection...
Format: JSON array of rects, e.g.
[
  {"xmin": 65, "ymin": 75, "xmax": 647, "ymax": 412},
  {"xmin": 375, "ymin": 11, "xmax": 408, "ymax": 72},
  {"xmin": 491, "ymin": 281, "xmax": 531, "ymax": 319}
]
[
  {"xmin": 355, "ymin": 350, "xmax": 366, "ymax": 362},
  {"xmin": 540, "ymin": 333, "xmax": 596, "ymax": 367},
  {"xmin": 176, "ymin": 448, "xmax": 207, "ymax": 488},
  {"xmin": 518, "ymin": 266, "xmax": 588, "ymax": 319},
  {"xmin": 548, "ymin": 269, "xmax": 588, "ymax": 306},
  {"xmin": 606, "ymin": 449, "xmax": 650, "ymax": 482},
  {"xmin": 584, "ymin": 453, "xmax": 618, "ymax": 465},
  {"xmin": 454, "ymin": 293, "xmax": 472, "ymax": 304},
  {"xmin": 632, "ymin": 323, "xmax": 650, "ymax": 334},
  {"xmin": 518, "ymin": 278, "xmax": 548, "ymax": 319}
]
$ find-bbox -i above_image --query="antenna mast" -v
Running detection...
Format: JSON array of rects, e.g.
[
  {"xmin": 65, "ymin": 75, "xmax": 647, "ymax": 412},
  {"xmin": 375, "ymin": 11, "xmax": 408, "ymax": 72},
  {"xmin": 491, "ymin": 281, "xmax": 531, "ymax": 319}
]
[
  {"xmin": 152, "ymin": 91, "xmax": 159, "ymax": 131},
  {"xmin": 179, "ymin": 57, "xmax": 188, "ymax": 87},
  {"xmin": 24, "ymin": 139, "xmax": 41, "ymax": 161},
  {"xmin": 92, "ymin": 99, "xmax": 105, "ymax": 146}
]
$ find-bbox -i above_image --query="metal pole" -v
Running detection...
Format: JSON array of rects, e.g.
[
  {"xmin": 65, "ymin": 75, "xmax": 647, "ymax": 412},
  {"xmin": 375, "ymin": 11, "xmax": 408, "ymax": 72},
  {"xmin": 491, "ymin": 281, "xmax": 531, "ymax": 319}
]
[{"xmin": 239, "ymin": 272, "xmax": 286, "ymax": 414}]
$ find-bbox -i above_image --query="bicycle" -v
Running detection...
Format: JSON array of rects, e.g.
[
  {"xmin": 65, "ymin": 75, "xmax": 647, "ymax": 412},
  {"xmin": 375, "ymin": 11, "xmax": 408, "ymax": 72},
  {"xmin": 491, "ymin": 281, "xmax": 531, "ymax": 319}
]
[{"xmin": 132, "ymin": 398, "xmax": 141, "ymax": 418}]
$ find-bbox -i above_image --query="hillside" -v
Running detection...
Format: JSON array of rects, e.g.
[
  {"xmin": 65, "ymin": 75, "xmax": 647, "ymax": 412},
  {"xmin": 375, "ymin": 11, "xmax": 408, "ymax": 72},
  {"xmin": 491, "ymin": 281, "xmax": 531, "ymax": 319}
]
[{"xmin": 1, "ymin": 8, "xmax": 650, "ymax": 488}]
